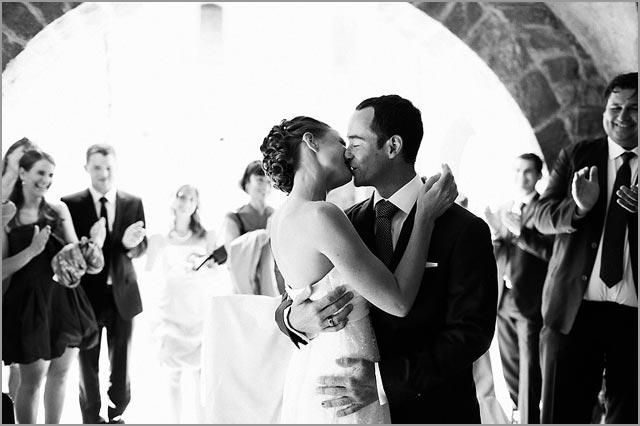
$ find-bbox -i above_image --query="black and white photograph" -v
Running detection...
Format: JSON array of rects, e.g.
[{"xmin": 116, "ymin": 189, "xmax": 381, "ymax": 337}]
[{"xmin": 1, "ymin": 2, "xmax": 637, "ymax": 424}]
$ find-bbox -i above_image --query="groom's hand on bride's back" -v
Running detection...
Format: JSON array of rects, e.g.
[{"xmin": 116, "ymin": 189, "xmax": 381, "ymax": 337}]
[
  {"xmin": 289, "ymin": 285, "xmax": 355, "ymax": 338},
  {"xmin": 316, "ymin": 357, "xmax": 377, "ymax": 417}
]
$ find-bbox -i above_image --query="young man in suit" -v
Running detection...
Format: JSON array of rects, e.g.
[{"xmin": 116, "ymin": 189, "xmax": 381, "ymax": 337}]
[
  {"xmin": 275, "ymin": 95, "xmax": 497, "ymax": 423},
  {"xmin": 485, "ymin": 153, "xmax": 553, "ymax": 424},
  {"xmin": 532, "ymin": 72, "xmax": 638, "ymax": 423},
  {"xmin": 62, "ymin": 144, "xmax": 147, "ymax": 424}
]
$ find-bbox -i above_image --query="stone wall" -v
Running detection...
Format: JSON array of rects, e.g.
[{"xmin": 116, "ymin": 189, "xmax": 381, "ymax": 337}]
[
  {"xmin": 413, "ymin": 1, "xmax": 608, "ymax": 168},
  {"xmin": 2, "ymin": 2, "xmax": 81, "ymax": 70},
  {"xmin": 2, "ymin": 2, "xmax": 617, "ymax": 168}
]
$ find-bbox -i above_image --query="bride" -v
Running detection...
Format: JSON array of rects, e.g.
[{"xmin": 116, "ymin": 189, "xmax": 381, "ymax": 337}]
[{"xmin": 260, "ymin": 116, "xmax": 457, "ymax": 423}]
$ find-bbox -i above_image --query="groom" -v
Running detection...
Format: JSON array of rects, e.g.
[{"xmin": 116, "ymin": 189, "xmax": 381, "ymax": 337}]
[{"xmin": 275, "ymin": 95, "xmax": 497, "ymax": 423}]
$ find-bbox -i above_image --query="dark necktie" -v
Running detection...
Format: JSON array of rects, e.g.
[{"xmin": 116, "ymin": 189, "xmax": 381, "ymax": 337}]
[
  {"xmin": 600, "ymin": 152, "xmax": 635, "ymax": 287},
  {"xmin": 375, "ymin": 200, "xmax": 398, "ymax": 267},
  {"xmin": 99, "ymin": 197, "xmax": 111, "ymax": 274}
]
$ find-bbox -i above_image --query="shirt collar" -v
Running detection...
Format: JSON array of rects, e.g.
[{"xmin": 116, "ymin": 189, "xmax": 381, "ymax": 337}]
[
  {"xmin": 89, "ymin": 186, "xmax": 117, "ymax": 204},
  {"xmin": 373, "ymin": 174, "xmax": 422, "ymax": 215},
  {"xmin": 607, "ymin": 137, "xmax": 638, "ymax": 161}
]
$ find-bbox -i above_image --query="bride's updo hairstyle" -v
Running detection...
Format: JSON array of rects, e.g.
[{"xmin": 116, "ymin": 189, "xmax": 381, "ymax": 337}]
[{"xmin": 260, "ymin": 116, "xmax": 331, "ymax": 194}]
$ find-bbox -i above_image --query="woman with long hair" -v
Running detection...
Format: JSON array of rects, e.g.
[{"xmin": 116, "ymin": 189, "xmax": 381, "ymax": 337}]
[
  {"xmin": 2, "ymin": 149, "xmax": 102, "ymax": 423},
  {"xmin": 145, "ymin": 184, "xmax": 222, "ymax": 423}
]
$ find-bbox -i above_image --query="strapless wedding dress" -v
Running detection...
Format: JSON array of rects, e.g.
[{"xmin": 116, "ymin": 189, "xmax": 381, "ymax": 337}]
[{"xmin": 281, "ymin": 268, "xmax": 391, "ymax": 424}]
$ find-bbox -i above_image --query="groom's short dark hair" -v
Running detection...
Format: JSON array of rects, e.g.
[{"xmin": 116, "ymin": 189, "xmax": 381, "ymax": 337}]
[{"xmin": 355, "ymin": 95, "xmax": 423, "ymax": 164}]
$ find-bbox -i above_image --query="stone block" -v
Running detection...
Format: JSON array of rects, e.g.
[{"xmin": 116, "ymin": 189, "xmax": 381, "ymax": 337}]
[
  {"xmin": 412, "ymin": 2, "xmax": 450, "ymax": 21},
  {"xmin": 31, "ymin": 2, "xmax": 67, "ymax": 24},
  {"xmin": 554, "ymin": 84, "xmax": 578, "ymax": 108},
  {"xmin": 469, "ymin": 16, "xmax": 534, "ymax": 85},
  {"xmin": 493, "ymin": 3, "xmax": 563, "ymax": 30},
  {"xmin": 535, "ymin": 118, "xmax": 570, "ymax": 168},
  {"xmin": 526, "ymin": 27, "xmax": 572, "ymax": 58},
  {"xmin": 542, "ymin": 56, "xmax": 580, "ymax": 83},
  {"xmin": 570, "ymin": 107, "xmax": 606, "ymax": 140},
  {"xmin": 2, "ymin": 33, "xmax": 24, "ymax": 71},
  {"xmin": 442, "ymin": 2, "xmax": 484, "ymax": 39},
  {"xmin": 2, "ymin": 2, "xmax": 43, "ymax": 40},
  {"xmin": 513, "ymin": 71, "xmax": 560, "ymax": 128}
]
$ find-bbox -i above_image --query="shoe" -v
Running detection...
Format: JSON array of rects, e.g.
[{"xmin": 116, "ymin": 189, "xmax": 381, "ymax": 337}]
[{"xmin": 108, "ymin": 417, "xmax": 124, "ymax": 424}]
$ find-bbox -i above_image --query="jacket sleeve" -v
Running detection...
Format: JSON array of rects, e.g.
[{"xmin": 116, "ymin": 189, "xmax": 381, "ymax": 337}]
[
  {"xmin": 274, "ymin": 292, "xmax": 307, "ymax": 348},
  {"xmin": 533, "ymin": 147, "xmax": 582, "ymax": 235},
  {"xmin": 379, "ymin": 217, "xmax": 498, "ymax": 399},
  {"xmin": 516, "ymin": 209, "xmax": 555, "ymax": 261}
]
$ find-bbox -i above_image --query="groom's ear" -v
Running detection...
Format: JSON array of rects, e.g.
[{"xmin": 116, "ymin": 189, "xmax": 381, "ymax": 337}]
[
  {"xmin": 387, "ymin": 135, "xmax": 403, "ymax": 159},
  {"xmin": 302, "ymin": 132, "xmax": 319, "ymax": 153}
]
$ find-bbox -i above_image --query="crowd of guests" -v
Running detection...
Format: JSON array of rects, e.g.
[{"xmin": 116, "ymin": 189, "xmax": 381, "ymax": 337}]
[
  {"xmin": 1, "ymin": 140, "xmax": 275, "ymax": 424},
  {"xmin": 484, "ymin": 72, "xmax": 637, "ymax": 424},
  {"xmin": 1, "ymin": 72, "xmax": 637, "ymax": 424}
]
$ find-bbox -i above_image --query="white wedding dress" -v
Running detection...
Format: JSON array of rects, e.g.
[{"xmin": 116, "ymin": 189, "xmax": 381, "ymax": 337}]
[{"xmin": 281, "ymin": 268, "xmax": 391, "ymax": 424}]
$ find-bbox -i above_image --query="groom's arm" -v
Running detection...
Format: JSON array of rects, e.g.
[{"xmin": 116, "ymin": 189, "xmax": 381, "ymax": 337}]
[
  {"xmin": 379, "ymin": 216, "xmax": 497, "ymax": 402},
  {"xmin": 275, "ymin": 285, "xmax": 355, "ymax": 348},
  {"xmin": 275, "ymin": 293, "xmax": 308, "ymax": 348}
]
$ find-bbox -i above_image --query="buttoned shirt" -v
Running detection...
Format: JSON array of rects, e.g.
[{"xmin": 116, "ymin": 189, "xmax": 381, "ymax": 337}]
[
  {"xmin": 583, "ymin": 139, "xmax": 638, "ymax": 307},
  {"xmin": 373, "ymin": 174, "xmax": 423, "ymax": 249}
]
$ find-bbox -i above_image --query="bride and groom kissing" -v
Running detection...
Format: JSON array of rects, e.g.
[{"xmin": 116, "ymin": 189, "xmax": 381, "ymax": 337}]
[{"xmin": 263, "ymin": 94, "xmax": 498, "ymax": 423}]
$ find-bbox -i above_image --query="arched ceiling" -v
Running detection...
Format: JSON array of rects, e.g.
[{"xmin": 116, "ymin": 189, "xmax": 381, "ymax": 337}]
[{"xmin": 2, "ymin": 2, "xmax": 636, "ymax": 168}]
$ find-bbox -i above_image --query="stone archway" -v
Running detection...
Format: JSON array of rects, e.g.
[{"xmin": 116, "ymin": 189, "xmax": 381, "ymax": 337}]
[
  {"xmin": 2, "ymin": 2, "xmax": 613, "ymax": 167},
  {"xmin": 413, "ymin": 2, "xmax": 607, "ymax": 167}
]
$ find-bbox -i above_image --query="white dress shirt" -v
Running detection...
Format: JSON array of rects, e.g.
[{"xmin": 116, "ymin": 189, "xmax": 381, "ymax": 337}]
[
  {"xmin": 371, "ymin": 173, "xmax": 423, "ymax": 404},
  {"xmin": 373, "ymin": 174, "xmax": 423, "ymax": 250},
  {"xmin": 583, "ymin": 139, "xmax": 638, "ymax": 307}
]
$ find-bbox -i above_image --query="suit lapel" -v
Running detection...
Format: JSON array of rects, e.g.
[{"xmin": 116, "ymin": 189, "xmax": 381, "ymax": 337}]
[
  {"xmin": 112, "ymin": 191, "xmax": 124, "ymax": 239},
  {"xmin": 82, "ymin": 189, "xmax": 99, "ymax": 224},
  {"xmin": 352, "ymin": 194, "xmax": 376, "ymax": 255}
]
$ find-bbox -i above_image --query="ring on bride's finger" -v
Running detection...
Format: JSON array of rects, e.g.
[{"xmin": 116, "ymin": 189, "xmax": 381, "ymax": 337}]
[{"xmin": 327, "ymin": 316, "xmax": 335, "ymax": 327}]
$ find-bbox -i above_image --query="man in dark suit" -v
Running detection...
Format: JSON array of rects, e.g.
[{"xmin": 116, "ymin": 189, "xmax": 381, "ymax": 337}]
[
  {"xmin": 532, "ymin": 72, "xmax": 638, "ymax": 423},
  {"xmin": 62, "ymin": 144, "xmax": 147, "ymax": 424},
  {"xmin": 485, "ymin": 153, "xmax": 553, "ymax": 424},
  {"xmin": 275, "ymin": 95, "xmax": 497, "ymax": 423}
]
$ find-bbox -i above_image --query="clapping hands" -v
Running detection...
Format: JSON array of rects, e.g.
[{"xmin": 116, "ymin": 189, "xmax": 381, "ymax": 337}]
[
  {"xmin": 572, "ymin": 166, "xmax": 600, "ymax": 215},
  {"xmin": 89, "ymin": 217, "xmax": 107, "ymax": 248},
  {"xmin": 122, "ymin": 220, "xmax": 146, "ymax": 249},
  {"xmin": 29, "ymin": 224, "xmax": 51, "ymax": 257},
  {"xmin": 616, "ymin": 184, "xmax": 638, "ymax": 213},
  {"xmin": 503, "ymin": 211, "xmax": 522, "ymax": 236}
]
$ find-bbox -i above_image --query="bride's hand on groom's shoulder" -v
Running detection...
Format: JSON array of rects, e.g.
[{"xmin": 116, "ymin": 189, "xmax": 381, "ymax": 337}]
[
  {"xmin": 316, "ymin": 357, "xmax": 378, "ymax": 417},
  {"xmin": 289, "ymin": 285, "xmax": 354, "ymax": 337},
  {"xmin": 418, "ymin": 164, "xmax": 458, "ymax": 221}
]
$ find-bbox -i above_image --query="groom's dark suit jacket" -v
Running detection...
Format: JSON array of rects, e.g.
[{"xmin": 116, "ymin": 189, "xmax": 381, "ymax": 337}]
[
  {"xmin": 276, "ymin": 196, "xmax": 497, "ymax": 423},
  {"xmin": 62, "ymin": 189, "xmax": 147, "ymax": 320}
]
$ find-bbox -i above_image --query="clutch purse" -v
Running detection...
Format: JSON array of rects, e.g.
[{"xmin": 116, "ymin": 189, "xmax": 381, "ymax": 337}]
[{"xmin": 51, "ymin": 237, "xmax": 104, "ymax": 288}]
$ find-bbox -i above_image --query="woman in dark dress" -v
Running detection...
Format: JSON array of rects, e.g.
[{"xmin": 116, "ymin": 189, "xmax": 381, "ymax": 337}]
[
  {"xmin": 2, "ymin": 150, "xmax": 102, "ymax": 424},
  {"xmin": 220, "ymin": 160, "xmax": 274, "ymax": 245}
]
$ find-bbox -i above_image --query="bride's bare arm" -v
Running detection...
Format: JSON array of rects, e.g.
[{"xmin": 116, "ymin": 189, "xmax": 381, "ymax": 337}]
[{"xmin": 314, "ymin": 167, "xmax": 457, "ymax": 317}]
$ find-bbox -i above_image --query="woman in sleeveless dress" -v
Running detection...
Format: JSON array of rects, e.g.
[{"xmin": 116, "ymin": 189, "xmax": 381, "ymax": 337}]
[
  {"xmin": 2, "ymin": 149, "xmax": 102, "ymax": 424},
  {"xmin": 260, "ymin": 117, "xmax": 457, "ymax": 423},
  {"xmin": 2, "ymin": 137, "xmax": 37, "ymax": 412},
  {"xmin": 146, "ymin": 184, "xmax": 224, "ymax": 423},
  {"xmin": 219, "ymin": 160, "xmax": 282, "ymax": 295}
]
